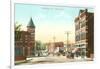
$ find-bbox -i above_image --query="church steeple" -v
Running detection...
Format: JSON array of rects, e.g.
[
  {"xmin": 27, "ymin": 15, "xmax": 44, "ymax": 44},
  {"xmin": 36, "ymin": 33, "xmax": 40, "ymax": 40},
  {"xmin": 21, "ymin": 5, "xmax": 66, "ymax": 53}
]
[
  {"xmin": 27, "ymin": 17, "xmax": 35, "ymax": 33},
  {"xmin": 27, "ymin": 17, "xmax": 35, "ymax": 28}
]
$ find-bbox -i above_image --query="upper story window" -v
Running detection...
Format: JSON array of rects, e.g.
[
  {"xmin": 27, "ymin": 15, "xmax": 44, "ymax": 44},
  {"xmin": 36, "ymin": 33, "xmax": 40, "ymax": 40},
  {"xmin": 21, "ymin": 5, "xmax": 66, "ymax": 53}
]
[
  {"xmin": 75, "ymin": 24, "xmax": 80, "ymax": 30},
  {"xmin": 81, "ymin": 32, "xmax": 86, "ymax": 40},
  {"xmin": 81, "ymin": 22, "xmax": 86, "ymax": 28},
  {"xmin": 75, "ymin": 34, "xmax": 80, "ymax": 41},
  {"xmin": 31, "ymin": 33, "xmax": 35, "ymax": 35}
]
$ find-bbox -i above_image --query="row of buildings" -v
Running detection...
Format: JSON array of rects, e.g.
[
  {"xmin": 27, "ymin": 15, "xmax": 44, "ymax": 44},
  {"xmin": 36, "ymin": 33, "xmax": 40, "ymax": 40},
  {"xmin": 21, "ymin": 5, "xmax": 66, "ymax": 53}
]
[
  {"xmin": 75, "ymin": 9, "xmax": 94, "ymax": 58},
  {"xmin": 15, "ymin": 9, "xmax": 94, "ymax": 63},
  {"xmin": 15, "ymin": 17, "xmax": 65, "ymax": 63},
  {"xmin": 45, "ymin": 42, "xmax": 64, "ymax": 56},
  {"xmin": 15, "ymin": 18, "xmax": 35, "ymax": 62},
  {"xmin": 45, "ymin": 9, "xmax": 94, "ymax": 58},
  {"xmin": 46, "ymin": 9, "xmax": 94, "ymax": 59}
]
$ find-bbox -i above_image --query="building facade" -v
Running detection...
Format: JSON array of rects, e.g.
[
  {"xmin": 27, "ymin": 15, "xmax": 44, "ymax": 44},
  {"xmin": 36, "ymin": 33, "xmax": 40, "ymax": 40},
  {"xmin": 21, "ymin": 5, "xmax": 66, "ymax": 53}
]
[
  {"xmin": 46, "ymin": 42, "xmax": 64, "ymax": 56},
  {"xmin": 15, "ymin": 18, "xmax": 35, "ymax": 62},
  {"xmin": 75, "ymin": 9, "xmax": 94, "ymax": 58}
]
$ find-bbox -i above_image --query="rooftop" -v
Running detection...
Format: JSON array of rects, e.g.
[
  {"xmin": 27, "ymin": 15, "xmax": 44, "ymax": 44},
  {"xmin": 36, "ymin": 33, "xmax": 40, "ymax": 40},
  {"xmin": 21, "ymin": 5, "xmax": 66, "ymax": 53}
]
[{"xmin": 27, "ymin": 17, "xmax": 35, "ymax": 28}]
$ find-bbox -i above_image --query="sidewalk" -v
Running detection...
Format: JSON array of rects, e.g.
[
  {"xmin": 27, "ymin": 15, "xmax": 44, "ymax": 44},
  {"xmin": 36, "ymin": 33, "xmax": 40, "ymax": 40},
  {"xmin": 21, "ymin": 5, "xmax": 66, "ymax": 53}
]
[{"xmin": 65, "ymin": 56, "xmax": 93, "ymax": 62}]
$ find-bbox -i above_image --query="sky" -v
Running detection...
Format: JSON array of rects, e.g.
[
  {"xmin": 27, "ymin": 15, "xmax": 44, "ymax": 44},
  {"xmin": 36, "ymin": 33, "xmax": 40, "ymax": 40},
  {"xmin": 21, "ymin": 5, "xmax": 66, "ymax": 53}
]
[{"xmin": 15, "ymin": 3, "xmax": 94, "ymax": 43}]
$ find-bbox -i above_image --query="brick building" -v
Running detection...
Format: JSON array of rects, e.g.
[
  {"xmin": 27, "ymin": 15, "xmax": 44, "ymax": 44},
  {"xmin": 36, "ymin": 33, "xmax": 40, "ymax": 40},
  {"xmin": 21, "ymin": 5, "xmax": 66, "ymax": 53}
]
[
  {"xmin": 46, "ymin": 42, "xmax": 64, "ymax": 55},
  {"xmin": 75, "ymin": 9, "xmax": 94, "ymax": 58},
  {"xmin": 15, "ymin": 18, "xmax": 35, "ymax": 62}
]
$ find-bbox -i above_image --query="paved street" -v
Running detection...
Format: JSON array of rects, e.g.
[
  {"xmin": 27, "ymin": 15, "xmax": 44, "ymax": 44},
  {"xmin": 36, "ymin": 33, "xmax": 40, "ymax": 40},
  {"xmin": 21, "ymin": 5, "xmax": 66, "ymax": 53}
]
[
  {"xmin": 16, "ymin": 55, "xmax": 93, "ymax": 65},
  {"xmin": 29, "ymin": 55, "xmax": 67, "ymax": 64}
]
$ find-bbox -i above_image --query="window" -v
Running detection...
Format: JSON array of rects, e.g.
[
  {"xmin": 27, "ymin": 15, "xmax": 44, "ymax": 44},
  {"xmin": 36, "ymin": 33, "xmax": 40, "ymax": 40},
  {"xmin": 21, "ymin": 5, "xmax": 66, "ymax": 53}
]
[
  {"xmin": 76, "ymin": 34, "xmax": 80, "ymax": 41},
  {"xmin": 15, "ymin": 47, "xmax": 23, "ymax": 56},
  {"xmin": 75, "ymin": 25, "xmax": 80, "ymax": 30},
  {"xmin": 81, "ymin": 21, "xmax": 86, "ymax": 28},
  {"xmin": 25, "ymin": 35, "xmax": 28, "ymax": 40},
  {"xmin": 31, "ymin": 33, "xmax": 35, "ymax": 35},
  {"xmin": 81, "ymin": 32, "xmax": 86, "ymax": 40},
  {"xmin": 80, "ymin": 20, "xmax": 86, "ymax": 28}
]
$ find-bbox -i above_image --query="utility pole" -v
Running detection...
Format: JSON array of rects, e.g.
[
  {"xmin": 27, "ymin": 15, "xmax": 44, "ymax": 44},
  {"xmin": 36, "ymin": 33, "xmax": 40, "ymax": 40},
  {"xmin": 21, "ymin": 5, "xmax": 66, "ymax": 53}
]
[
  {"xmin": 53, "ymin": 36, "xmax": 56, "ymax": 43},
  {"xmin": 53, "ymin": 36, "xmax": 56, "ymax": 56},
  {"xmin": 35, "ymin": 41, "xmax": 36, "ymax": 57},
  {"xmin": 65, "ymin": 31, "xmax": 70, "ymax": 57}
]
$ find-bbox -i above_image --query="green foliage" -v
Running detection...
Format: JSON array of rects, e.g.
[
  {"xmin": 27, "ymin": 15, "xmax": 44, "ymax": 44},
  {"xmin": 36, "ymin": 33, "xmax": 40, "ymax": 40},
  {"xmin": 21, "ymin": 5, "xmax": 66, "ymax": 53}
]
[
  {"xmin": 36, "ymin": 41, "xmax": 46, "ymax": 50},
  {"xmin": 15, "ymin": 22, "xmax": 22, "ymax": 41}
]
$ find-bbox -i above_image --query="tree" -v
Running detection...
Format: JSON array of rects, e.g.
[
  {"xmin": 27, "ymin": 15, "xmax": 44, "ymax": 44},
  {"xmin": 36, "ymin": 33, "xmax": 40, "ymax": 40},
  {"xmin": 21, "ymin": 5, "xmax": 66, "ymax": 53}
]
[
  {"xmin": 36, "ymin": 41, "xmax": 41, "ymax": 50},
  {"xmin": 35, "ymin": 41, "xmax": 47, "ymax": 56},
  {"xmin": 36, "ymin": 41, "xmax": 46, "ymax": 50},
  {"xmin": 15, "ymin": 22, "xmax": 22, "ymax": 41},
  {"xmin": 41, "ymin": 44, "xmax": 46, "ymax": 50}
]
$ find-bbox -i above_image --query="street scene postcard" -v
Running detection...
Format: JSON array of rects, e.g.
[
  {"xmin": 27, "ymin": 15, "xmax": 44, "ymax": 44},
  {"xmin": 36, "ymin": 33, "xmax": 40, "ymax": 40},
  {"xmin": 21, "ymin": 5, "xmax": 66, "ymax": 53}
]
[{"xmin": 15, "ymin": 3, "xmax": 94, "ymax": 65}]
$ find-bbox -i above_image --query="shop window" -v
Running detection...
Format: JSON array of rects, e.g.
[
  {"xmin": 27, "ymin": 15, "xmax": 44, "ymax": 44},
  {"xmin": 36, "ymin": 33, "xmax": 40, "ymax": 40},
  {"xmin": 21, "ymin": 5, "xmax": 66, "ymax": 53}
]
[{"xmin": 15, "ymin": 47, "xmax": 23, "ymax": 56}]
